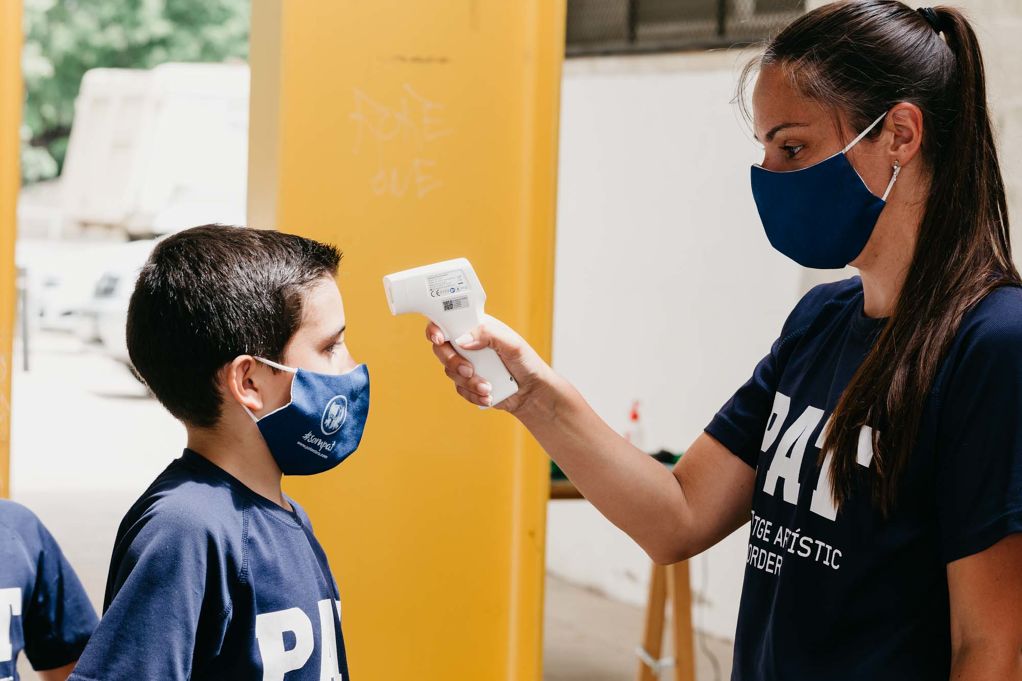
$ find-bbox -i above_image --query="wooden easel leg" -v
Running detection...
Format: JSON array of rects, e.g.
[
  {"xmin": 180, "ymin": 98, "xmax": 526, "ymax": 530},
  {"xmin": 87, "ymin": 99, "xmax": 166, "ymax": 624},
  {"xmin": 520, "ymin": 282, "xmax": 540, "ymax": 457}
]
[
  {"xmin": 668, "ymin": 561, "xmax": 696, "ymax": 681},
  {"xmin": 638, "ymin": 563, "xmax": 668, "ymax": 681}
]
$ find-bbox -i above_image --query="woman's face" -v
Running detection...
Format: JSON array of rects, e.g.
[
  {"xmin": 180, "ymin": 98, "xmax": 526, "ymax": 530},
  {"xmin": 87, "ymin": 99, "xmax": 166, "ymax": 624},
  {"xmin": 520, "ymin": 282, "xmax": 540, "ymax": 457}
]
[{"xmin": 751, "ymin": 64, "xmax": 905, "ymax": 270}]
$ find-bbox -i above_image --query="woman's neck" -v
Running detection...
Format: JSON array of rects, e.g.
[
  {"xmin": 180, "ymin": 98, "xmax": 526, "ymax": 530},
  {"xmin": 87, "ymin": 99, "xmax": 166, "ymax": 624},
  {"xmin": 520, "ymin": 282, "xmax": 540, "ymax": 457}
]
[
  {"xmin": 858, "ymin": 265, "xmax": 908, "ymax": 319},
  {"xmin": 855, "ymin": 196, "xmax": 924, "ymax": 318},
  {"xmin": 854, "ymin": 159, "xmax": 932, "ymax": 317}
]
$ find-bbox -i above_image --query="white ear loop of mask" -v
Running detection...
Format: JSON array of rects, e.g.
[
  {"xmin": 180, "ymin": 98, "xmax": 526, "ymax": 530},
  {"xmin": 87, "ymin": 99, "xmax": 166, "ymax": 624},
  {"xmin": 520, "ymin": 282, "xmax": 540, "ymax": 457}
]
[
  {"xmin": 842, "ymin": 111, "xmax": 888, "ymax": 154},
  {"xmin": 242, "ymin": 356, "xmax": 298, "ymax": 423},
  {"xmin": 881, "ymin": 161, "xmax": 901, "ymax": 201},
  {"xmin": 842, "ymin": 112, "xmax": 900, "ymax": 202}
]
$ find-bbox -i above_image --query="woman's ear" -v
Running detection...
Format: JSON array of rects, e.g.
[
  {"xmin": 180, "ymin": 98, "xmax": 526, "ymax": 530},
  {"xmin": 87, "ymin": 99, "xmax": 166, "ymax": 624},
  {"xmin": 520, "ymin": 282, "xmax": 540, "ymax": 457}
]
[
  {"xmin": 887, "ymin": 102, "xmax": 925, "ymax": 166},
  {"xmin": 222, "ymin": 355, "xmax": 265, "ymax": 414}
]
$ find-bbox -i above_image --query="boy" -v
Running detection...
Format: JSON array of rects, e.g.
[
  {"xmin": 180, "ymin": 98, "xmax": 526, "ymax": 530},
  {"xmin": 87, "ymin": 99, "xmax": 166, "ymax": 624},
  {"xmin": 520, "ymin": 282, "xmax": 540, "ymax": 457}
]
[
  {"xmin": 69, "ymin": 225, "xmax": 370, "ymax": 680},
  {"xmin": 0, "ymin": 499, "xmax": 97, "ymax": 681}
]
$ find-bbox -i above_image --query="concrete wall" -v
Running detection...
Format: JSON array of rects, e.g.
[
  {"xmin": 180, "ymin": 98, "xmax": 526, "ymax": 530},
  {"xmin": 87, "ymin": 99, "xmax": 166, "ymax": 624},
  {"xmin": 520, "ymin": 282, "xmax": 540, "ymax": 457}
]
[{"xmin": 548, "ymin": 0, "xmax": 1022, "ymax": 643}]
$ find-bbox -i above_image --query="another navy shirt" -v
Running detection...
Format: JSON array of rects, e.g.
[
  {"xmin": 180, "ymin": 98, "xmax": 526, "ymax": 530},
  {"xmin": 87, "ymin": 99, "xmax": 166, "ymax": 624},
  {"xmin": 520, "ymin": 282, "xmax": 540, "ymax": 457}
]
[
  {"xmin": 69, "ymin": 450, "xmax": 350, "ymax": 681},
  {"xmin": 706, "ymin": 277, "xmax": 1022, "ymax": 681},
  {"xmin": 0, "ymin": 500, "xmax": 97, "ymax": 680}
]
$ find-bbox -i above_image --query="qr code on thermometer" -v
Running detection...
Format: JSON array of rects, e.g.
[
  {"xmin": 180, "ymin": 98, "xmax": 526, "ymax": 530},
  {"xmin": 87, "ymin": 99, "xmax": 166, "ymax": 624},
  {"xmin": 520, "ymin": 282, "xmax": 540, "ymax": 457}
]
[{"xmin": 443, "ymin": 296, "xmax": 469, "ymax": 312}]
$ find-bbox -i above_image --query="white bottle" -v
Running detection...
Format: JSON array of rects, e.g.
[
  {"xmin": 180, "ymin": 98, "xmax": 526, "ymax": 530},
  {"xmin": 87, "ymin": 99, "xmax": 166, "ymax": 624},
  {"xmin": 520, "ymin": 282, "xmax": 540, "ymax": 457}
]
[{"xmin": 623, "ymin": 400, "xmax": 646, "ymax": 453}]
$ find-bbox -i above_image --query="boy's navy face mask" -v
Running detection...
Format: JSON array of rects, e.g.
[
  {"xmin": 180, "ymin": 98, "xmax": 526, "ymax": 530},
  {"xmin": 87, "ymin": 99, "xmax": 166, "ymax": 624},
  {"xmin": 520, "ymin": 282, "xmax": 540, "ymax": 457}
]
[
  {"xmin": 750, "ymin": 112, "xmax": 900, "ymax": 269},
  {"xmin": 244, "ymin": 357, "xmax": 370, "ymax": 476}
]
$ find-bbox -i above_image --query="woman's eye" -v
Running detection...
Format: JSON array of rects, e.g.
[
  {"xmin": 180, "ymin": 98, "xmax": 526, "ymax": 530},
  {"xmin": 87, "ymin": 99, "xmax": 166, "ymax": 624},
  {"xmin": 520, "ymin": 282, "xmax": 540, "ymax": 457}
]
[{"xmin": 782, "ymin": 144, "xmax": 804, "ymax": 159}]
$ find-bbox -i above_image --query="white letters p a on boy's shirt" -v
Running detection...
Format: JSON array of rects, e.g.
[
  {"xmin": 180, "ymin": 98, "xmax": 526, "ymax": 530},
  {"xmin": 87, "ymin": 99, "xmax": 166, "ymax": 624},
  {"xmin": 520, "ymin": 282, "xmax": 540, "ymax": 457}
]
[{"xmin": 69, "ymin": 450, "xmax": 350, "ymax": 681}]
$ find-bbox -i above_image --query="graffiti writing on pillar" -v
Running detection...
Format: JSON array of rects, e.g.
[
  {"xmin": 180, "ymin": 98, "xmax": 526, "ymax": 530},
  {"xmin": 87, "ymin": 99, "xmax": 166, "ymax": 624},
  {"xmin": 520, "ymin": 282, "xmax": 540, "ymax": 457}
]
[{"xmin": 349, "ymin": 84, "xmax": 454, "ymax": 199}]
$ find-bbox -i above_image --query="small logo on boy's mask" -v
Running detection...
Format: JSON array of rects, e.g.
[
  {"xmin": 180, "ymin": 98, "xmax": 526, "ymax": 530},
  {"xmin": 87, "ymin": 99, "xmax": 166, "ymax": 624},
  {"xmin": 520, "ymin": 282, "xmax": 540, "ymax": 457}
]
[{"xmin": 321, "ymin": 395, "xmax": 348, "ymax": 435}]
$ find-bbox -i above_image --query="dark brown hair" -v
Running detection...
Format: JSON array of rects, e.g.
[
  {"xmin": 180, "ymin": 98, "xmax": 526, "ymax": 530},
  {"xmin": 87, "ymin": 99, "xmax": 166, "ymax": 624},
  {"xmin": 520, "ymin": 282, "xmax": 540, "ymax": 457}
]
[
  {"xmin": 740, "ymin": 1, "xmax": 1019, "ymax": 514},
  {"xmin": 127, "ymin": 225, "xmax": 342, "ymax": 428}
]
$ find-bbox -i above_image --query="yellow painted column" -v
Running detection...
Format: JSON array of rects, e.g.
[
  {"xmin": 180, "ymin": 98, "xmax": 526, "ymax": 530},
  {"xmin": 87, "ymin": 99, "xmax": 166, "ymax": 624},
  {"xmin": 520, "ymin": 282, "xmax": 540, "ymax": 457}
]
[
  {"xmin": 248, "ymin": 1, "xmax": 565, "ymax": 679},
  {"xmin": 0, "ymin": 0, "xmax": 21, "ymax": 498}
]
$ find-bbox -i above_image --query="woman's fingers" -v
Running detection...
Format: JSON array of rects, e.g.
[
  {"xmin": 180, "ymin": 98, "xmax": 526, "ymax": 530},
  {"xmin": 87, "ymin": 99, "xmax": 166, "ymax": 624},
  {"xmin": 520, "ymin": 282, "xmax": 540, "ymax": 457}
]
[
  {"xmin": 431, "ymin": 338, "xmax": 460, "ymax": 365},
  {"xmin": 425, "ymin": 322, "xmax": 445, "ymax": 346},
  {"xmin": 425, "ymin": 317, "xmax": 535, "ymax": 409},
  {"xmin": 457, "ymin": 385, "xmax": 493, "ymax": 408},
  {"xmin": 444, "ymin": 365, "xmax": 492, "ymax": 397},
  {"xmin": 427, "ymin": 323, "xmax": 489, "ymax": 395}
]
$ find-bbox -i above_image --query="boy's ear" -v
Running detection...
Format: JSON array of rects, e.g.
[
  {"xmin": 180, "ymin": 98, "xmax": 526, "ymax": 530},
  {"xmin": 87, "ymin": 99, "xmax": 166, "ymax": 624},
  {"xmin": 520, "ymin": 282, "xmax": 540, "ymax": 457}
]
[{"xmin": 222, "ymin": 356, "xmax": 266, "ymax": 413}]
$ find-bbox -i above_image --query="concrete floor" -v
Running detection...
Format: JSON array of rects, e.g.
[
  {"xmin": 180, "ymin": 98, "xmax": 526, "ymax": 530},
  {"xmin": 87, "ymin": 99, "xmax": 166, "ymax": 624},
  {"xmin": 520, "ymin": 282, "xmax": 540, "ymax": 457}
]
[
  {"xmin": 10, "ymin": 328, "xmax": 734, "ymax": 680},
  {"xmin": 544, "ymin": 573, "xmax": 733, "ymax": 681}
]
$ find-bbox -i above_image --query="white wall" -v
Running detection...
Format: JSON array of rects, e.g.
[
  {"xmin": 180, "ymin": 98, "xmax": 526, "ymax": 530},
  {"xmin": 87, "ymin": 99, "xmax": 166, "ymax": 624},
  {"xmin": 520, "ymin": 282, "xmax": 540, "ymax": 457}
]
[{"xmin": 547, "ymin": 52, "xmax": 807, "ymax": 640}]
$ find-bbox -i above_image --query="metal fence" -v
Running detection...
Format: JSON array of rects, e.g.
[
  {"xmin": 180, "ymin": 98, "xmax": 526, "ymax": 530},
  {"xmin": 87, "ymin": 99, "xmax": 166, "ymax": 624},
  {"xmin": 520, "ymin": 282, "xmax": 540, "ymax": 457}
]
[{"xmin": 566, "ymin": 0, "xmax": 805, "ymax": 56}]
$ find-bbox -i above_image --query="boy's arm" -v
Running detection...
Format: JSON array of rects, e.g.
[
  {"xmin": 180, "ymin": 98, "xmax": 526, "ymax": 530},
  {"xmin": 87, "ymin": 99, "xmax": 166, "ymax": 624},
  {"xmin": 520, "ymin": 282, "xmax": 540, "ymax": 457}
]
[
  {"xmin": 68, "ymin": 510, "xmax": 230, "ymax": 681},
  {"xmin": 17, "ymin": 512, "xmax": 97, "ymax": 675},
  {"xmin": 36, "ymin": 661, "xmax": 75, "ymax": 681}
]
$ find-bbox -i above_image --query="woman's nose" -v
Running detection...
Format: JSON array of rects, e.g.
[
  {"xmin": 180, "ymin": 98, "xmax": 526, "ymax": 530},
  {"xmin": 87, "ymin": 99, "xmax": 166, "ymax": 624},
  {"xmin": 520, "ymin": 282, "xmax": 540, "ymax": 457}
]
[{"xmin": 759, "ymin": 152, "xmax": 780, "ymax": 171}]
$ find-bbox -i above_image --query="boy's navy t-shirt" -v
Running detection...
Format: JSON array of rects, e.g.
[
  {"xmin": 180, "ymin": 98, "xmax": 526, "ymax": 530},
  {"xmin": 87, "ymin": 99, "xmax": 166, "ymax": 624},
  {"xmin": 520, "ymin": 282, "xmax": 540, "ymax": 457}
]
[
  {"xmin": 0, "ymin": 500, "xmax": 97, "ymax": 680},
  {"xmin": 69, "ymin": 449, "xmax": 350, "ymax": 681},
  {"xmin": 706, "ymin": 277, "xmax": 1022, "ymax": 681}
]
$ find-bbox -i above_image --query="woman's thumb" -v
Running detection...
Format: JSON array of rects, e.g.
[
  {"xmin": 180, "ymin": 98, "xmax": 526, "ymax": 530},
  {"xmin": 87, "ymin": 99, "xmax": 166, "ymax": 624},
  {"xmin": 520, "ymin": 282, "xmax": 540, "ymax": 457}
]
[{"xmin": 453, "ymin": 317, "xmax": 521, "ymax": 359}]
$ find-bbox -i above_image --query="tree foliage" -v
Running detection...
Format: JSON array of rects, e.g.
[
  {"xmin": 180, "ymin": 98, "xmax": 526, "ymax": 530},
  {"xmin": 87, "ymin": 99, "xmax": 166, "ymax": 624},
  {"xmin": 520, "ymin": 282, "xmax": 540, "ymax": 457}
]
[{"xmin": 21, "ymin": 0, "xmax": 249, "ymax": 183}]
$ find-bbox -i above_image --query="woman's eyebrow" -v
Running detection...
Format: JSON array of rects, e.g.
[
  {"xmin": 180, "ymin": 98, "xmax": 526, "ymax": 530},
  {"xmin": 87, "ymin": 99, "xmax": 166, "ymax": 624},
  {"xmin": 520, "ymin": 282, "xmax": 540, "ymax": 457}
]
[{"xmin": 754, "ymin": 122, "xmax": 810, "ymax": 143}]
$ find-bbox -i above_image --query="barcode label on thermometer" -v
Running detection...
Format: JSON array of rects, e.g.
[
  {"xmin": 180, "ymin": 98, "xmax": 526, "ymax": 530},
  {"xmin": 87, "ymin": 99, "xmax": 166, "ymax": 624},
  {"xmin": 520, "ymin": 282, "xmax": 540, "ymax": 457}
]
[
  {"xmin": 443, "ymin": 296, "xmax": 469, "ymax": 312},
  {"xmin": 428, "ymin": 269, "xmax": 469, "ymax": 299}
]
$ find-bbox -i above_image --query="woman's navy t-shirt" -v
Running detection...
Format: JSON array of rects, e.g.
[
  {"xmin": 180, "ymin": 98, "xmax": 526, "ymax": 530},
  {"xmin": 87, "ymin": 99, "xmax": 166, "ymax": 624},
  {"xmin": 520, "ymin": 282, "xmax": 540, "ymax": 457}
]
[
  {"xmin": 706, "ymin": 277, "xmax": 1022, "ymax": 681},
  {"xmin": 0, "ymin": 500, "xmax": 97, "ymax": 680},
  {"xmin": 69, "ymin": 450, "xmax": 349, "ymax": 681}
]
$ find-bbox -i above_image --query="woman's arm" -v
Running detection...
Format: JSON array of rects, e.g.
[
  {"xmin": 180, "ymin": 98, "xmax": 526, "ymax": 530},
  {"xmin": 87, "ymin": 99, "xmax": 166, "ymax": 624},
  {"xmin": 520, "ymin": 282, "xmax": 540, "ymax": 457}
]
[
  {"xmin": 427, "ymin": 317, "xmax": 755, "ymax": 563},
  {"xmin": 947, "ymin": 533, "xmax": 1022, "ymax": 680}
]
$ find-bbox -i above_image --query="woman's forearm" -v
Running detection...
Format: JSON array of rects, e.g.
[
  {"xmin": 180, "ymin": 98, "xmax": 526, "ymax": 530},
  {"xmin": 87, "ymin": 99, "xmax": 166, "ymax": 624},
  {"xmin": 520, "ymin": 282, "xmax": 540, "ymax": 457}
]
[
  {"xmin": 513, "ymin": 373, "xmax": 697, "ymax": 562},
  {"xmin": 950, "ymin": 643, "xmax": 1022, "ymax": 681}
]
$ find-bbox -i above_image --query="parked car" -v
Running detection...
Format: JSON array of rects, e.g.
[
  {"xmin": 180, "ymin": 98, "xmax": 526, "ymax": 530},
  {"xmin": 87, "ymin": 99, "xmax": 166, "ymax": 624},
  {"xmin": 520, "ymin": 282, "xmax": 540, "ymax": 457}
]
[
  {"xmin": 80, "ymin": 239, "xmax": 159, "ymax": 367},
  {"xmin": 16, "ymin": 239, "xmax": 127, "ymax": 335}
]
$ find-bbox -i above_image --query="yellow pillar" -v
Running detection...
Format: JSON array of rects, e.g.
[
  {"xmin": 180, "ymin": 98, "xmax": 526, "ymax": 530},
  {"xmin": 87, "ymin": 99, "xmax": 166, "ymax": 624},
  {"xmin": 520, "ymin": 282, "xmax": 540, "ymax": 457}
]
[
  {"xmin": 248, "ymin": 1, "xmax": 565, "ymax": 679},
  {"xmin": 0, "ymin": 0, "xmax": 21, "ymax": 498}
]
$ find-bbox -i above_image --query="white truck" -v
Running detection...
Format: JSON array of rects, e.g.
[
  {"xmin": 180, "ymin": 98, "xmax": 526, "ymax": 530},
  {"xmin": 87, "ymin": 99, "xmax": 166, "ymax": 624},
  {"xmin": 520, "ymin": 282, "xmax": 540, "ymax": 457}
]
[{"xmin": 60, "ymin": 62, "xmax": 249, "ymax": 238}]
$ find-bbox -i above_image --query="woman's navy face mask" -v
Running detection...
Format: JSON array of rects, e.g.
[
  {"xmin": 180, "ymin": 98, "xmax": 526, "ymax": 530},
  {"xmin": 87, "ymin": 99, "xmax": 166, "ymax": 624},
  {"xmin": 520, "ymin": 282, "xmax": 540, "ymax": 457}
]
[{"xmin": 751, "ymin": 111, "xmax": 901, "ymax": 270}]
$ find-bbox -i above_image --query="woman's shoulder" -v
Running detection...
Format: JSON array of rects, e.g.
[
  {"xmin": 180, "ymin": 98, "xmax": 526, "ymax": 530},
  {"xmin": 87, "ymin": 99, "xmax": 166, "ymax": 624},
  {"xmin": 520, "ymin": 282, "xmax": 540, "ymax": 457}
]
[{"xmin": 954, "ymin": 285, "xmax": 1022, "ymax": 354}]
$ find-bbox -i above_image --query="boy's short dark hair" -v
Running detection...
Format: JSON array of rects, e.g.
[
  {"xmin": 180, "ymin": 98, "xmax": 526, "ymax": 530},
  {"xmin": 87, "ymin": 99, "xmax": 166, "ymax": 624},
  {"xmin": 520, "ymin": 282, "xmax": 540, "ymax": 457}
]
[{"xmin": 127, "ymin": 224, "xmax": 342, "ymax": 428}]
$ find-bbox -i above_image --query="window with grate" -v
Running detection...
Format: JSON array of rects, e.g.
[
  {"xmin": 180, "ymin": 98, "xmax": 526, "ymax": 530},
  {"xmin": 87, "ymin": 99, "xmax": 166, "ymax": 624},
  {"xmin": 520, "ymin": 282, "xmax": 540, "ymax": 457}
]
[{"xmin": 566, "ymin": 0, "xmax": 805, "ymax": 56}]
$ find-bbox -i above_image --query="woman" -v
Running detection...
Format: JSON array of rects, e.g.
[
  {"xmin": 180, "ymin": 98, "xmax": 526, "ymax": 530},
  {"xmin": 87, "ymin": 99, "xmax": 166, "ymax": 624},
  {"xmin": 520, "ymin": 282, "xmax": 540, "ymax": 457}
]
[{"xmin": 425, "ymin": 1, "xmax": 1022, "ymax": 678}]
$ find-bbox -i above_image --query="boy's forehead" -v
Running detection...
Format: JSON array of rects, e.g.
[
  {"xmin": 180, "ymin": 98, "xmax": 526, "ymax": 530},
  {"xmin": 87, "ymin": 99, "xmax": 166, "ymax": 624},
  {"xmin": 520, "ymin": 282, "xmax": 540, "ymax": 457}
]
[{"xmin": 300, "ymin": 277, "xmax": 346, "ymax": 331}]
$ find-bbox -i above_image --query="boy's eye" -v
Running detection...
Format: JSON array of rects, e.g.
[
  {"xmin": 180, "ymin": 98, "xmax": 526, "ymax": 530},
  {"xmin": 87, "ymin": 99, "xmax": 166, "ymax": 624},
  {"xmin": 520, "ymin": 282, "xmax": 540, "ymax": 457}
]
[{"xmin": 782, "ymin": 144, "xmax": 805, "ymax": 159}]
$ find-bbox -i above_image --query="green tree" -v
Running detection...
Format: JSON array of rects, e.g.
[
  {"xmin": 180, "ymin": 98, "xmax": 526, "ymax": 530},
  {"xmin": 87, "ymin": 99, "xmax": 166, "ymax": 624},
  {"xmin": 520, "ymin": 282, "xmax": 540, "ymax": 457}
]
[{"xmin": 21, "ymin": 0, "xmax": 249, "ymax": 183}]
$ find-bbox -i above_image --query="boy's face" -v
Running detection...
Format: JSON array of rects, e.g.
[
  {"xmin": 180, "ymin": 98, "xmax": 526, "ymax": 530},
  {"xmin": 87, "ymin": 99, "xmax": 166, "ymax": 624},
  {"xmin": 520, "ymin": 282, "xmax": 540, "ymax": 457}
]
[
  {"xmin": 283, "ymin": 275, "xmax": 356, "ymax": 374},
  {"xmin": 259, "ymin": 276, "xmax": 358, "ymax": 413}
]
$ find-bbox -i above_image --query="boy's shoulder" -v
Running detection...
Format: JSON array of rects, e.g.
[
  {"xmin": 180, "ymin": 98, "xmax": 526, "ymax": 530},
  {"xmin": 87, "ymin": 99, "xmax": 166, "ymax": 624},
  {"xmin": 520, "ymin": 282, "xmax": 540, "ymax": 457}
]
[
  {"xmin": 0, "ymin": 498, "xmax": 49, "ymax": 551},
  {"xmin": 117, "ymin": 452, "xmax": 249, "ymax": 548},
  {"xmin": 0, "ymin": 498, "xmax": 42, "ymax": 532}
]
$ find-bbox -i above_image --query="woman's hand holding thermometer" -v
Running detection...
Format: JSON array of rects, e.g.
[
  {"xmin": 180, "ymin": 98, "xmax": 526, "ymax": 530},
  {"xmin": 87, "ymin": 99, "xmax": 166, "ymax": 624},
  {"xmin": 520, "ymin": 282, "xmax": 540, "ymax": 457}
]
[
  {"xmin": 383, "ymin": 258, "xmax": 553, "ymax": 410},
  {"xmin": 425, "ymin": 313, "xmax": 553, "ymax": 412}
]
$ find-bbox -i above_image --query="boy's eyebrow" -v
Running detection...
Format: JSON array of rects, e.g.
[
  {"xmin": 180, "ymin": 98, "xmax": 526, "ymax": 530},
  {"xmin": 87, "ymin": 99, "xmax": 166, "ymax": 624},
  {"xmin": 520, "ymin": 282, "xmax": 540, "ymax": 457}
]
[
  {"xmin": 324, "ymin": 325, "xmax": 346, "ymax": 343},
  {"xmin": 754, "ymin": 122, "xmax": 809, "ymax": 143}
]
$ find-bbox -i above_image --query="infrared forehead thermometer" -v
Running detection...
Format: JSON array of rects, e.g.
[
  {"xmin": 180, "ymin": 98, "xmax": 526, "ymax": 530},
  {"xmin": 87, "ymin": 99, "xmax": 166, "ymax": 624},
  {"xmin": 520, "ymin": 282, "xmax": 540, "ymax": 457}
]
[{"xmin": 383, "ymin": 258, "xmax": 519, "ymax": 407}]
